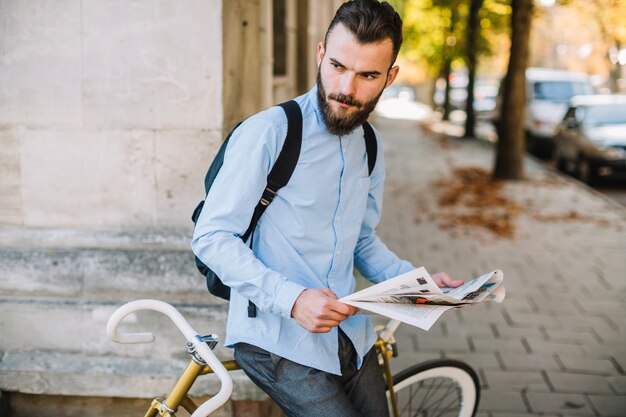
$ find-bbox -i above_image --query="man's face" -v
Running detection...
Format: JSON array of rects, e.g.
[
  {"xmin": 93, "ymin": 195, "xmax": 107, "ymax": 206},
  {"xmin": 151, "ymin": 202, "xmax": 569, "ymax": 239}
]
[{"xmin": 316, "ymin": 23, "xmax": 399, "ymax": 136}]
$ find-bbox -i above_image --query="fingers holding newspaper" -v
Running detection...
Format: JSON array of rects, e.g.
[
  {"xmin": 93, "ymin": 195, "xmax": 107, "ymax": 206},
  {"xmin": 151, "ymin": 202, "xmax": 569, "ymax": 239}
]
[
  {"xmin": 291, "ymin": 288, "xmax": 358, "ymax": 333},
  {"xmin": 432, "ymin": 272, "xmax": 464, "ymax": 289}
]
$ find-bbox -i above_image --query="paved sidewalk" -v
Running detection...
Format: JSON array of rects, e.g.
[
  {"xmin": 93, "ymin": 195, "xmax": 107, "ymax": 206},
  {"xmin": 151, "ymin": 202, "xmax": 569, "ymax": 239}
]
[{"xmin": 370, "ymin": 113, "xmax": 626, "ymax": 417}]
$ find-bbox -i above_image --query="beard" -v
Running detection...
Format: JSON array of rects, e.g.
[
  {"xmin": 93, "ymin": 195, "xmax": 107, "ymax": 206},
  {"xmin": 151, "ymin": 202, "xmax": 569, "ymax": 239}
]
[{"xmin": 316, "ymin": 71, "xmax": 385, "ymax": 136}]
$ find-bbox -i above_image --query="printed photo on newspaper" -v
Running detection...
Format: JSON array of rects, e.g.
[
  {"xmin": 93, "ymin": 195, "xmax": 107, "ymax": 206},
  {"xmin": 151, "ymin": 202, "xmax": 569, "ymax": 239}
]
[{"xmin": 339, "ymin": 267, "xmax": 505, "ymax": 330}]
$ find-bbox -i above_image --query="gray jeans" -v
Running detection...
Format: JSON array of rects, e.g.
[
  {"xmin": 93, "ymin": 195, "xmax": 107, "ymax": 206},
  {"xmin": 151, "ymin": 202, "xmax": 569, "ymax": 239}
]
[{"xmin": 234, "ymin": 330, "xmax": 389, "ymax": 417}]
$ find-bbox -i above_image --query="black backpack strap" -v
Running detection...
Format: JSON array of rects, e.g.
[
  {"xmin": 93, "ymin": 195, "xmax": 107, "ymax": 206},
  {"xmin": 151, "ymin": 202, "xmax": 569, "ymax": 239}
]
[
  {"xmin": 241, "ymin": 100, "xmax": 303, "ymax": 242},
  {"xmin": 362, "ymin": 121, "xmax": 377, "ymax": 176},
  {"xmin": 241, "ymin": 100, "xmax": 303, "ymax": 317}
]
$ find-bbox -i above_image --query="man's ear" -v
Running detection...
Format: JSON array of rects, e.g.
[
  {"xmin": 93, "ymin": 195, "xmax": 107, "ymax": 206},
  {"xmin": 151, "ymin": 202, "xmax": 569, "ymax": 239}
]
[
  {"xmin": 386, "ymin": 65, "xmax": 400, "ymax": 88},
  {"xmin": 317, "ymin": 42, "xmax": 325, "ymax": 66}
]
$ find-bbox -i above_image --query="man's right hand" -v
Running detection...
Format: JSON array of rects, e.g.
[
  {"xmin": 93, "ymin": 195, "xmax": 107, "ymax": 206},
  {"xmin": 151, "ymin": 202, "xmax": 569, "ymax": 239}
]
[{"xmin": 290, "ymin": 288, "xmax": 357, "ymax": 333}]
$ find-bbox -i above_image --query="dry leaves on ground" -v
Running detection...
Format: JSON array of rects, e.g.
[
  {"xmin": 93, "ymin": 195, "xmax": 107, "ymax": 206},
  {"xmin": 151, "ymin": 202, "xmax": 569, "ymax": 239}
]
[
  {"xmin": 423, "ymin": 166, "xmax": 620, "ymax": 240},
  {"xmin": 434, "ymin": 167, "xmax": 521, "ymax": 238}
]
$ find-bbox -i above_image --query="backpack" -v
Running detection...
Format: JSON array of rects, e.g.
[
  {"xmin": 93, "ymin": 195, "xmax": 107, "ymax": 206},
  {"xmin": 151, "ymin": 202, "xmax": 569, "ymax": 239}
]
[{"xmin": 191, "ymin": 100, "xmax": 377, "ymax": 317}]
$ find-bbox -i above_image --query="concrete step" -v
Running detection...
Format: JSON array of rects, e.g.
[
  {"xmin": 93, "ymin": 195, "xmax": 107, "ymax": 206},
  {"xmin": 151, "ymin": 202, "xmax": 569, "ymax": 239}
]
[
  {"xmin": 0, "ymin": 350, "xmax": 265, "ymax": 400},
  {"xmin": 0, "ymin": 227, "xmax": 256, "ymax": 401},
  {"xmin": 0, "ymin": 227, "xmax": 212, "ymax": 302},
  {"xmin": 0, "ymin": 298, "xmax": 228, "ymax": 359}
]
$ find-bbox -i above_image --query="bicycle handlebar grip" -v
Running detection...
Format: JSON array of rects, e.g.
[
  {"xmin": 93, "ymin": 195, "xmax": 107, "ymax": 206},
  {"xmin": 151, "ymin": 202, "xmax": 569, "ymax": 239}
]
[{"xmin": 106, "ymin": 300, "xmax": 157, "ymax": 344}]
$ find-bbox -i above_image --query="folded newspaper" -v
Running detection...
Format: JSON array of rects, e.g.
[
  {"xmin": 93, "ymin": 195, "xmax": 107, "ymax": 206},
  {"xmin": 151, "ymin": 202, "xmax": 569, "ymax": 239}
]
[{"xmin": 340, "ymin": 267, "xmax": 505, "ymax": 330}]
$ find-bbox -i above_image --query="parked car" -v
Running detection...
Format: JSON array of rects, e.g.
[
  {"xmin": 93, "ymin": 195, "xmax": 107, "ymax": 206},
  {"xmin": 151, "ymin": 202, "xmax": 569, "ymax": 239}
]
[
  {"xmin": 553, "ymin": 95, "xmax": 626, "ymax": 184},
  {"xmin": 492, "ymin": 68, "xmax": 595, "ymax": 159}
]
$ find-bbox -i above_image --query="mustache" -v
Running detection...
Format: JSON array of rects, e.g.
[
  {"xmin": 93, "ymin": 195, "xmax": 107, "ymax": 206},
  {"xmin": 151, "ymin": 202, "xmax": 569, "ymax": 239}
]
[{"xmin": 327, "ymin": 93, "xmax": 363, "ymax": 108}]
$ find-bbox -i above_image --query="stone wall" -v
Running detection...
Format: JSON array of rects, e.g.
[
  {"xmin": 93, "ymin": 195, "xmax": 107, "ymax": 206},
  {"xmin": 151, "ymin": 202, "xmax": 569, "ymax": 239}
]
[
  {"xmin": 0, "ymin": 1, "xmax": 242, "ymax": 414},
  {"xmin": 0, "ymin": 1, "xmax": 344, "ymax": 415},
  {"xmin": 0, "ymin": 0, "xmax": 223, "ymax": 231}
]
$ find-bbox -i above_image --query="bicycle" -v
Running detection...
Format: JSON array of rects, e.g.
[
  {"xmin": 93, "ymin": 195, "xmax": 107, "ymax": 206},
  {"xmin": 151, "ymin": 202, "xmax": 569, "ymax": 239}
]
[{"xmin": 107, "ymin": 299, "xmax": 480, "ymax": 417}]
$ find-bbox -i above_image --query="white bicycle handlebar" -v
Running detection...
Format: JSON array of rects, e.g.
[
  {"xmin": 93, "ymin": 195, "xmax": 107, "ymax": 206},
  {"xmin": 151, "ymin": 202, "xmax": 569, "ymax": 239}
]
[{"xmin": 106, "ymin": 299, "xmax": 233, "ymax": 417}]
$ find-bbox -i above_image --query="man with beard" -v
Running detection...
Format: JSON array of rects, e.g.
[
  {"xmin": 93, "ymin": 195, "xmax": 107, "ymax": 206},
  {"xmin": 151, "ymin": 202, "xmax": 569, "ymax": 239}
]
[{"xmin": 192, "ymin": 1, "xmax": 462, "ymax": 415}]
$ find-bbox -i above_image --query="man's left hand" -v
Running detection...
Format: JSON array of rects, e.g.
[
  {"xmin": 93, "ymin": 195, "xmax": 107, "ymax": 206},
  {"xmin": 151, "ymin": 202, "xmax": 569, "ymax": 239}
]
[{"xmin": 432, "ymin": 272, "xmax": 464, "ymax": 288}]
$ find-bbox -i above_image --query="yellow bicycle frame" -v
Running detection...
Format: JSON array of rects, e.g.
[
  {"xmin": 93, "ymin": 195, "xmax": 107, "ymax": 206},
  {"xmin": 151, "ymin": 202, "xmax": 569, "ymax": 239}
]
[
  {"xmin": 143, "ymin": 360, "xmax": 239, "ymax": 417},
  {"xmin": 145, "ymin": 337, "xmax": 398, "ymax": 417}
]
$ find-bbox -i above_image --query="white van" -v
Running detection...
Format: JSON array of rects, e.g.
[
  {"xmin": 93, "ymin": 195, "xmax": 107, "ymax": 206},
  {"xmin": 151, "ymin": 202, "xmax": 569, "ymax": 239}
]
[{"xmin": 494, "ymin": 67, "xmax": 595, "ymax": 158}]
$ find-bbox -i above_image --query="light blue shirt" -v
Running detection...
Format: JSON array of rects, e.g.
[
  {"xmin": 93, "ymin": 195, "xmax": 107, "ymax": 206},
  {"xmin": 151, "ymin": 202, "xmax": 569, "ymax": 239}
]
[{"xmin": 192, "ymin": 86, "xmax": 414, "ymax": 375}]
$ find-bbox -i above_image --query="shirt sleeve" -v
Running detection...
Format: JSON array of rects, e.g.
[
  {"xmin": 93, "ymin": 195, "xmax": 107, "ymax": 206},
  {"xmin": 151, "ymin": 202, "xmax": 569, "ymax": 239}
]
[
  {"xmin": 191, "ymin": 115, "xmax": 306, "ymax": 318},
  {"xmin": 353, "ymin": 128, "xmax": 414, "ymax": 283}
]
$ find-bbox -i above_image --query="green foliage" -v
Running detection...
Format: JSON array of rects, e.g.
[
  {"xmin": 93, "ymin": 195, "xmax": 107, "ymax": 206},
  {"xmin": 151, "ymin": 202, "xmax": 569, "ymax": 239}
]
[{"xmin": 395, "ymin": 0, "xmax": 511, "ymax": 76}]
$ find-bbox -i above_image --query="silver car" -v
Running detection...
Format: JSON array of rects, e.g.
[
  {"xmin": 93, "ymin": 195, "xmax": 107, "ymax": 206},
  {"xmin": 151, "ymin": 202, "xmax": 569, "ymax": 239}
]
[{"xmin": 553, "ymin": 95, "xmax": 626, "ymax": 184}]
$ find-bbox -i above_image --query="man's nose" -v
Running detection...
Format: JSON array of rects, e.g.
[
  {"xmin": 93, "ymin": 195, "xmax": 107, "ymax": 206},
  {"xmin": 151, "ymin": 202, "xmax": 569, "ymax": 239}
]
[{"xmin": 339, "ymin": 73, "xmax": 356, "ymax": 96}]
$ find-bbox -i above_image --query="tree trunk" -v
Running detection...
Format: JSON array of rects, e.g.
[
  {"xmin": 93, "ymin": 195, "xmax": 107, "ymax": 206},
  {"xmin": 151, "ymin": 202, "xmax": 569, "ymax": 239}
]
[
  {"xmin": 442, "ymin": 4, "xmax": 459, "ymax": 121},
  {"xmin": 494, "ymin": 0, "xmax": 533, "ymax": 180},
  {"xmin": 442, "ymin": 58, "xmax": 452, "ymax": 120},
  {"xmin": 608, "ymin": 40, "xmax": 622, "ymax": 93},
  {"xmin": 463, "ymin": 0, "xmax": 483, "ymax": 138}
]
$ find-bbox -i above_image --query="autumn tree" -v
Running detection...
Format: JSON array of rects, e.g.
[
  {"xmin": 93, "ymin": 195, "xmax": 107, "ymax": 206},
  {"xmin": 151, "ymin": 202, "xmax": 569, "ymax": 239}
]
[{"xmin": 494, "ymin": 0, "xmax": 534, "ymax": 180}]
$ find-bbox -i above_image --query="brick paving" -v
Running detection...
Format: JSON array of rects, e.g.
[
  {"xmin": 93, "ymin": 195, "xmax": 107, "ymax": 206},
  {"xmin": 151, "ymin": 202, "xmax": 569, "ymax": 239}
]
[{"xmin": 370, "ymin": 113, "xmax": 626, "ymax": 417}]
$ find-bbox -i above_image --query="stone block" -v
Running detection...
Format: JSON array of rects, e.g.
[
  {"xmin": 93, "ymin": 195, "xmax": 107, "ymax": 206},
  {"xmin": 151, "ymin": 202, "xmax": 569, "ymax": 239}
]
[
  {"xmin": 478, "ymin": 389, "xmax": 527, "ymax": 413},
  {"xmin": 12, "ymin": 127, "xmax": 222, "ymax": 229},
  {"xmin": 557, "ymin": 356, "xmax": 619, "ymax": 375},
  {"xmin": 412, "ymin": 334, "xmax": 471, "ymax": 353},
  {"xmin": 444, "ymin": 321, "xmax": 495, "ymax": 337},
  {"xmin": 588, "ymin": 395, "xmax": 626, "ymax": 417},
  {"xmin": 19, "ymin": 129, "xmax": 156, "ymax": 228},
  {"xmin": 154, "ymin": 130, "xmax": 221, "ymax": 228},
  {"xmin": 0, "ymin": 0, "xmax": 83, "ymax": 128},
  {"xmin": 506, "ymin": 311, "xmax": 561, "ymax": 328},
  {"xmin": 0, "ymin": 247, "xmax": 210, "ymax": 301},
  {"xmin": 0, "ymin": 300, "xmax": 227, "ymax": 359},
  {"xmin": 525, "ymin": 392, "xmax": 593, "ymax": 415},
  {"xmin": 0, "ymin": 130, "xmax": 22, "ymax": 224},
  {"xmin": 483, "ymin": 370, "xmax": 550, "ymax": 392},
  {"xmin": 608, "ymin": 376, "xmax": 626, "ymax": 394},
  {"xmin": 0, "ymin": 350, "xmax": 264, "ymax": 401},
  {"xmin": 492, "ymin": 325, "xmax": 545, "ymax": 341},
  {"xmin": 525, "ymin": 340, "xmax": 586, "ymax": 357},
  {"xmin": 472, "ymin": 337, "xmax": 528, "ymax": 353},
  {"xmin": 544, "ymin": 329, "xmax": 599, "ymax": 345},
  {"xmin": 441, "ymin": 352, "xmax": 502, "ymax": 370},
  {"xmin": 81, "ymin": 0, "xmax": 222, "ymax": 130},
  {"xmin": 498, "ymin": 353, "xmax": 561, "ymax": 372},
  {"xmin": 546, "ymin": 372, "xmax": 614, "ymax": 394}
]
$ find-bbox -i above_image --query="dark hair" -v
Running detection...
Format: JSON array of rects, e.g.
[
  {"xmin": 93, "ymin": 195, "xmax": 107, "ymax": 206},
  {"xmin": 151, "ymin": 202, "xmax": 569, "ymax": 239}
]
[{"xmin": 324, "ymin": 0, "xmax": 403, "ymax": 64}]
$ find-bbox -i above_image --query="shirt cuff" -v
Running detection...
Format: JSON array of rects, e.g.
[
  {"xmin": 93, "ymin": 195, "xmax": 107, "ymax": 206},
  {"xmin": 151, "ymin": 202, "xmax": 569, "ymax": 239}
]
[{"xmin": 272, "ymin": 280, "xmax": 307, "ymax": 318}]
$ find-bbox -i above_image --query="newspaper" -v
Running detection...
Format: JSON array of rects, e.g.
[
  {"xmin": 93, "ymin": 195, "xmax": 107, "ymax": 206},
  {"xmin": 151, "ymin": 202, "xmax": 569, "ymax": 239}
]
[{"xmin": 339, "ymin": 267, "xmax": 505, "ymax": 330}]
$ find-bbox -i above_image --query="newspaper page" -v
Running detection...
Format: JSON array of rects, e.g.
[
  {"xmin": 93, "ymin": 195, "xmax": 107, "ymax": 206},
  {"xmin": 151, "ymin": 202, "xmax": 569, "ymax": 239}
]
[{"xmin": 339, "ymin": 267, "xmax": 505, "ymax": 330}]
